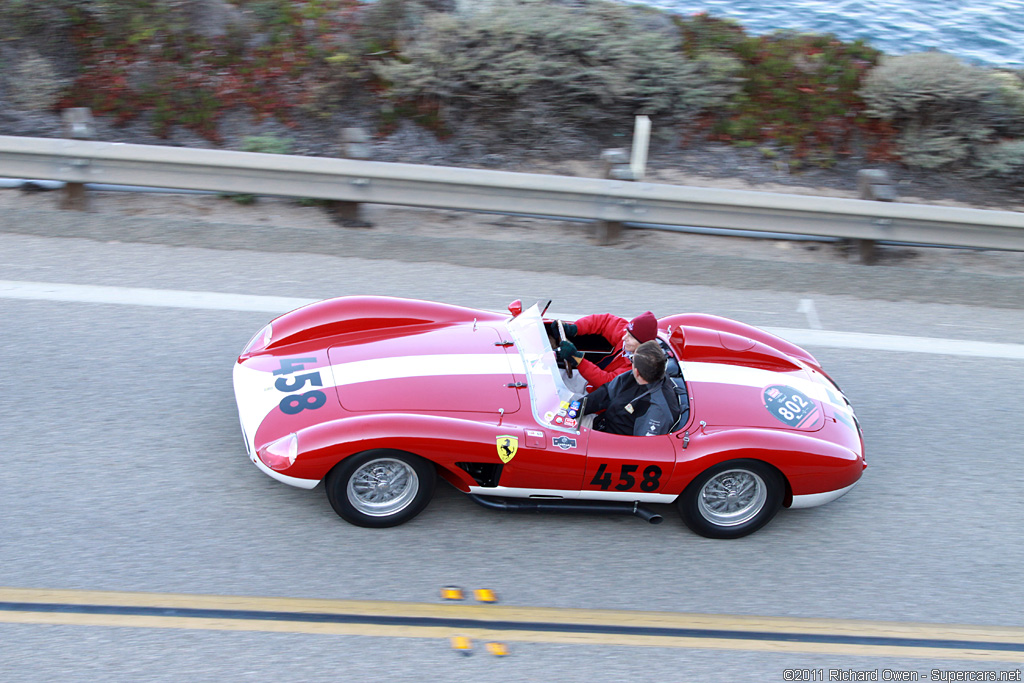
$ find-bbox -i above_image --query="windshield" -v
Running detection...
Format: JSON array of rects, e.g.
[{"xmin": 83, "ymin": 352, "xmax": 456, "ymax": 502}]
[{"xmin": 506, "ymin": 303, "xmax": 581, "ymax": 433}]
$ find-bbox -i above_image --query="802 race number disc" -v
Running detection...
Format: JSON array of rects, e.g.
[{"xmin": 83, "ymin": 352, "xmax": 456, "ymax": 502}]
[{"xmin": 763, "ymin": 385, "xmax": 820, "ymax": 428}]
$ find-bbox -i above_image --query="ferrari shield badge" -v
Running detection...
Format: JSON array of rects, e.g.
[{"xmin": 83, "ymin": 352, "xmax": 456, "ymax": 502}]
[{"xmin": 496, "ymin": 435, "xmax": 519, "ymax": 463}]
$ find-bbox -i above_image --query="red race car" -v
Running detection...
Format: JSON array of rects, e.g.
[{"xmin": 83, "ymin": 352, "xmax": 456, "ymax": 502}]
[{"xmin": 233, "ymin": 297, "xmax": 864, "ymax": 539}]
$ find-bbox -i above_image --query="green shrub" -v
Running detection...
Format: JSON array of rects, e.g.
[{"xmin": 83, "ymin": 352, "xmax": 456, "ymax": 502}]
[
  {"xmin": 677, "ymin": 14, "xmax": 882, "ymax": 164},
  {"xmin": 374, "ymin": 1, "xmax": 741, "ymax": 133},
  {"xmin": 973, "ymin": 140, "xmax": 1024, "ymax": 179},
  {"xmin": 240, "ymin": 134, "xmax": 293, "ymax": 155},
  {"xmin": 0, "ymin": 0, "xmax": 78, "ymax": 40},
  {"xmin": 221, "ymin": 134, "xmax": 294, "ymax": 203},
  {"xmin": 990, "ymin": 71, "xmax": 1024, "ymax": 136},
  {"xmin": 860, "ymin": 53, "xmax": 998, "ymax": 121},
  {"xmin": 859, "ymin": 52, "xmax": 1010, "ymax": 168},
  {"xmin": 895, "ymin": 126, "xmax": 971, "ymax": 169},
  {"xmin": 59, "ymin": 0, "xmax": 364, "ymax": 138}
]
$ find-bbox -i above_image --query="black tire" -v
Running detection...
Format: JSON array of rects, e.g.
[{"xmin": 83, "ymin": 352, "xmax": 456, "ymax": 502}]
[
  {"xmin": 325, "ymin": 450, "xmax": 435, "ymax": 528},
  {"xmin": 677, "ymin": 459, "xmax": 784, "ymax": 539}
]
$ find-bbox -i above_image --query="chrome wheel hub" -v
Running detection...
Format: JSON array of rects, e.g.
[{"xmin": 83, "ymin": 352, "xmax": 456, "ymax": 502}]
[
  {"xmin": 348, "ymin": 458, "xmax": 419, "ymax": 517},
  {"xmin": 697, "ymin": 469, "xmax": 767, "ymax": 527}
]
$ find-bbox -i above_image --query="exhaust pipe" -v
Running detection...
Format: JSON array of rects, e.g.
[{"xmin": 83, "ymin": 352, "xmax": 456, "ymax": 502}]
[{"xmin": 467, "ymin": 494, "xmax": 663, "ymax": 525}]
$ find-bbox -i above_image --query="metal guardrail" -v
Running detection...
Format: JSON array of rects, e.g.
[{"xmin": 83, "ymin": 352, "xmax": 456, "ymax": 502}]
[{"xmin": 1, "ymin": 135, "xmax": 1023, "ymax": 251}]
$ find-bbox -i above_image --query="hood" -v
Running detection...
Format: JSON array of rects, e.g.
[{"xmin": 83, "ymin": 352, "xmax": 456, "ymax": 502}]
[
  {"xmin": 683, "ymin": 361, "xmax": 827, "ymax": 432},
  {"xmin": 328, "ymin": 323, "xmax": 522, "ymax": 414}
]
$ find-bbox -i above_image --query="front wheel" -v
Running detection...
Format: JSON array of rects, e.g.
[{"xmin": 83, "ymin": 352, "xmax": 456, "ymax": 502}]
[
  {"xmin": 325, "ymin": 450, "xmax": 435, "ymax": 528},
  {"xmin": 677, "ymin": 460, "xmax": 784, "ymax": 539}
]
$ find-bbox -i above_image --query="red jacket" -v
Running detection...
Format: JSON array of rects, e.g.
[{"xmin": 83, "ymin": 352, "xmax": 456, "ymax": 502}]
[{"xmin": 573, "ymin": 313, "xmax": 632, "ymax": 388}]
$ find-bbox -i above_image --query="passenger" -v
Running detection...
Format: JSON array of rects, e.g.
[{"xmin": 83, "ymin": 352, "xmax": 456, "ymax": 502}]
[
  {"xmin": 554, "ymin": 311, "xmax": 659, "ymax": 388},
  {"xmin": 581, "ymin": 341, "xmax": 682, "ymax": 437}
]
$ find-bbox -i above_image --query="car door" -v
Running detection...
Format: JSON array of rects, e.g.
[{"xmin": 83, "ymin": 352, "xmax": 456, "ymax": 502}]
[
  {"xmin": 581, "ymin": 429, "xmax": 677, "ymax": 501},
  {"xmin": 494, "ymin": 426, "xmax": 590, "ymax": 495}
]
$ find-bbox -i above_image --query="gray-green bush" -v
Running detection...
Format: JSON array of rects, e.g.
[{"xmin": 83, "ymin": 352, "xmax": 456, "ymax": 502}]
[
  {"xmin": 974, "ymin": 139, "xmax": 1024, "ymax": 178},
  {"xmin": 219, "ymin": 134, "xmax": 294, "ymax": 204},
  {"xmin": 374, "ymin": 0, "xmax": 741, "ymax": 134},
  {"xmin": 859, "ymin": 52, "xmax": 1015, "ymax": 170},
  {"xmin": 2, "ymin": 50, "xmax": 70, "ymax": 111}
]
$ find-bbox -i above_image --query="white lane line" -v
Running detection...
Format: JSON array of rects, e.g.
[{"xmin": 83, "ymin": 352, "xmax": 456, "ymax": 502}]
[
  {"xmin": 0, "ymin": 279, "xmax": 314, "ymax": 313},
  {"xmin": 797, "ymin": 298, "xmax": 823, "ymax": 329},
  {"xmin": 762, "ymin": 327, "xmax": 1024, "ymax": 360},
  {"xmin": 3, "ymin": 280, "xmax": 1024, "ymax": 360}
]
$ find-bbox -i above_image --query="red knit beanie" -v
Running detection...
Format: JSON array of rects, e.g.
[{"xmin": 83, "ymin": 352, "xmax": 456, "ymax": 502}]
[{"xmin": 627, "ymin": 311, "xmax": 658, "ymax": 343}]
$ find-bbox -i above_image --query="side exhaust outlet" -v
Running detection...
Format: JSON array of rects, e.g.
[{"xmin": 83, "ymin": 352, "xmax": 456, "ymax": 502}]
[{"xmin": 467, "ymin": 495, "xmax": 663, "ymax": 524}]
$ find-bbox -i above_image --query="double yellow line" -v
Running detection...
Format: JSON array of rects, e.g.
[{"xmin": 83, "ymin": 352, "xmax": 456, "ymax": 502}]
[{"xmin": 2, "ymin": 587, "xmax": 1023, "ymax": 662}]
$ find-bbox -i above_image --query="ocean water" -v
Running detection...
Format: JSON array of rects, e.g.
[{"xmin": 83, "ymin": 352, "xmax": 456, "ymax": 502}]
[{"xmin": 631, "ymin": 0, "xmax": 1024, "ymax": 68}]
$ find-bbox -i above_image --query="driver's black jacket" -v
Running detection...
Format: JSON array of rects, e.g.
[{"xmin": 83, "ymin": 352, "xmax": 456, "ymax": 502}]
[{"xmin": 583, "ymin": 372, "xmax": 682, "ymax": 437}]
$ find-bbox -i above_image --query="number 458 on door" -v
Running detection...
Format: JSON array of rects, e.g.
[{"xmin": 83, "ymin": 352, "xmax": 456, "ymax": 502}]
[{"xmin": 590, "ymin": 463, "xmax": 662, "ymax": 492}]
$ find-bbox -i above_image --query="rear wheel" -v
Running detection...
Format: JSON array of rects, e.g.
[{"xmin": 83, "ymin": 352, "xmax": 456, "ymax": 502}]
[
  {"xmin": 677, "ymin": 460, "xmax": 783, "ymax": 539},
  {"xmin": 325, "ymin": 450, "xmax": 435, "ymax": 528}
]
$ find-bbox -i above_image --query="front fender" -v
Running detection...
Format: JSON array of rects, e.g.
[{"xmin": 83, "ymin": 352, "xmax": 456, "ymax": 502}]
[
  {"xmin": 675, "ymin": 427, "xmax": 863, "ymax": 500},
  {"xmin": 274, "ymin": 413, "xmax": 510, "ymax": 489},
  {"xmin": 244, "ymin": 296, "xmax": 506, "ymax": 358}
]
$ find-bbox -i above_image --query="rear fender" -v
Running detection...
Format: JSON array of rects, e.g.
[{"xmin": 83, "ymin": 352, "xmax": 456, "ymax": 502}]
[
  {"xmin": 660, "ymin": 313, "xmax": 821, "ymax": 370},
  {"xmin": 674, "ymin": 428, "xmax": 862, "ymax": 503}
]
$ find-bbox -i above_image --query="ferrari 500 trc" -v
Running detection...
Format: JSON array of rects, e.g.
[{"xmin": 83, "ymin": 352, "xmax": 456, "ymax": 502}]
[{"xmin": 232, "ymin": 297, "xmax": 864, "ymax": 539}]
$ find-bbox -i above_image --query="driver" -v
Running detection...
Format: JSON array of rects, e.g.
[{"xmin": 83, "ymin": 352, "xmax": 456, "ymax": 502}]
[
  {"xmin": 581, "ymin": 341, "xmax": 682, "ymax": 437},
  {"xmin": 553, "ymin": 311, "xmax": 659, "ymax": 388}
]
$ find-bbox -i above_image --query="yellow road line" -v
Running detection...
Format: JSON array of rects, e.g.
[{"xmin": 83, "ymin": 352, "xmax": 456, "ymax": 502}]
[{"xmin": 1, "ymin": 587, "xmax": 1022, "ymax": 662}]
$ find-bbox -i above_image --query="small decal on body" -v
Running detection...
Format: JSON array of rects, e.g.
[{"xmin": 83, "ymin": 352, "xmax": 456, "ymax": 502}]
[{"xmin": 552, "ymin": 436, "xmax": 577, "ymax": 450}]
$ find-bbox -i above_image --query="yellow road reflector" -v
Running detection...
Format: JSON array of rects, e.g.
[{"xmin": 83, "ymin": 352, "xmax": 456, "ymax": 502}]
[
  {"xmin": 451, "ymin": 635, "xmax": 473, "ymax": 655},
  {"xmin": 486, "ymin": 642, "xmax": 509, "ymax": 656},
  {"xmin": 474, "ymin": 588, "xmax": 498, "ymax": 603},
  {"xmin": 440, "ymin": 586, "xmax": 464, "ymax": 601}
]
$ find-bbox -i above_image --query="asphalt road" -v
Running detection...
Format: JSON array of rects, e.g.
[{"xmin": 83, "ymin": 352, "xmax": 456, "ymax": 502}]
[{"xmin": 2, "ymin": 231, "xmax": 1024, "ymax": 682}]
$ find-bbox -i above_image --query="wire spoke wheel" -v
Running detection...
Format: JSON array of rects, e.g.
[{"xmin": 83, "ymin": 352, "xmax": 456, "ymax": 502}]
[
  {"xmin": 326, "ymin": 450, "xmax": 435, "ymax": 528},
  {"xmin": 697, "ymin": 469, "xmax": 767, "ymax": 527},
  {"xmin": 347, "ymin": 458, "xmax": 420, "ymax": 516},
  {"xmin": 678, "ymin": 460, "xmax": 783, "ymax": 539}
]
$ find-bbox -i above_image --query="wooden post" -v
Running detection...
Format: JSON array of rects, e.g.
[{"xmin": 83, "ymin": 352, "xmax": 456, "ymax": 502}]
[
  {"xmin": 855, "ymin": 169, "xmax": 898, "ymax": 265},
  {"xmin": 327, "ymin": 127, "xmax": 373, "ymax": 227},
  {"xmin": 597, "ymin": 148, "xmax": 631, "ymax": 245},
  {"xmin": 59, "ymin": 108, "xmax": 96, "ymax": 211}
]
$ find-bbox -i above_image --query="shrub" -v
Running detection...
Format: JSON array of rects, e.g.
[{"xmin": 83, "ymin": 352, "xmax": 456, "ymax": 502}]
[
  {"xmin": 677, "ymin": 14, "xmax": 882, "ymax": 164},
  {"xmin": 895, "ymin": 126, "xmax": 971, "ymax": 169},
  {"xmin": 373, "ymin": 1, "xmax": 741, "ymax": 134},
  {"xmin": 859, "ymin": 52, "xmax": 1009, "ymax": 168},
  {"xmin": 3, "ymin": 50, "xmax": 70, "ymax": 111},
  {"xmin": 989, "ymin": 71, "xmax": 1024, "ymax": 136},
  {"xmin": 860, "ymin": 53, "xmax": 998, "ymax": 121},
  {"xmin": 0, "ymin": 0, "xmax": 76, "ymax": 41},
  {"xmin": 58, "ymin": 0, "xmax": 366, "ymax": 139},
  {"xmin": 973, "ymin": 139, "xmax": 1024, "ymax": 179},
  {"xmin": 221, "ymin": 134, "xmax": 294, "ymax": 203},
  {"xmin": 241, "ymin": 134, "xmax": 293, "ymax": 155}
]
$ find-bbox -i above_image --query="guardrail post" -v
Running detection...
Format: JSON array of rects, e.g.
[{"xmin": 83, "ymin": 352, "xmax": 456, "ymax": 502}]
[
  {"xmin": 595, "ymin": 117, "xmax": 652, "ymax": 245},
  {"xmin": 59, "ymin": 108, "xmax": 96, "ymax": 211},
  {"xmin": 597, "ymin": 148, "xmax": 632, "ymax": 245},
  {"xmin": 327, "ymin": 127, "xmax": 372, "ymax": 228},
  {"xmin": 855, "ymin": 169, "xmax": 898, "ymax": 264}
]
